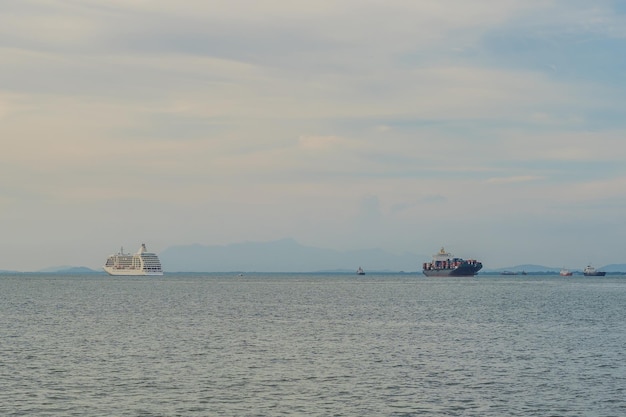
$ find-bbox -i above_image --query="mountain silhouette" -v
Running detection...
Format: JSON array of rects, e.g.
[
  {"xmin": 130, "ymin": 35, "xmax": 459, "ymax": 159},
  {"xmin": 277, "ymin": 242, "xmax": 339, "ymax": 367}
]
[{"xmin": 159, "ymin": 238, "xmax": 421, "ymax": 272}]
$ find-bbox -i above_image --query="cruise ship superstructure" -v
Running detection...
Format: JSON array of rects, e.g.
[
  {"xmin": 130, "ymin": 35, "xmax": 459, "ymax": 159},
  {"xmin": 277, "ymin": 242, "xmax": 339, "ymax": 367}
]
[{"xmin": 103, "ymin": 244, "xmax": 163, "ymax": 276}]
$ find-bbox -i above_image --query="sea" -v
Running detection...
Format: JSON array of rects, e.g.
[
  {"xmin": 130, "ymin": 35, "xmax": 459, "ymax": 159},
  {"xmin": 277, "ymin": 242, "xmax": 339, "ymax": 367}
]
[{"xmin": 1, "ymin": 273, "xmax": 625, "ymax": 417}]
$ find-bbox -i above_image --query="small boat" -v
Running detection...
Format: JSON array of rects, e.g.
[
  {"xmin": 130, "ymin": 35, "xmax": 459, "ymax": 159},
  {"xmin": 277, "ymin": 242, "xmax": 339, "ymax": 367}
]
[
  {"xmin": 560, "ymin": 269, "xmax": 573, "ymax": 276},
  {"xmin": 356, "ymin": 267, "xmax": 365, "ymax": 275},
  {"xmin": 583, "ymin": 264, "xmax": 606, "ymax": 277},
  {"xmin": 500, "ymin": 270, "xmax": 526, "ymax": 276}
]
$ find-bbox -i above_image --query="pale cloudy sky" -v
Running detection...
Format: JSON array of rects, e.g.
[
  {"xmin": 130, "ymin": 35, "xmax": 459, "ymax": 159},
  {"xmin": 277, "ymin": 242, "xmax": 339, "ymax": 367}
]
[{"xmin": 2, "ymin": 0, "xmax": 626, "ymax": 270}]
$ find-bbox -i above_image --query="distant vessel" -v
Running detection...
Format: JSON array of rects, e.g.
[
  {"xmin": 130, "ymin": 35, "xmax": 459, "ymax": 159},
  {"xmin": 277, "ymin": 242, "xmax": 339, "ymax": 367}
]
[
  {"xmin": 356, "ymin": 266, "xmax": 365, "ymax": 275},
  {"xmin": 500, "ymin": 270, "xmax": 526, "ymax": 276},
  {"xmin": 560, "ymin": 269, "xmax": 573, "ymax": 276},
  {"xmin": 422, "ymin": 247, "xmax": 482, "ymax": 277},
  {"xmin": 583, "ymin": 264, "xmax": 606, "ymax": 277},
  {"xmin": 103, "ymin": 244, "xmax": 163, "ymax": 276}
]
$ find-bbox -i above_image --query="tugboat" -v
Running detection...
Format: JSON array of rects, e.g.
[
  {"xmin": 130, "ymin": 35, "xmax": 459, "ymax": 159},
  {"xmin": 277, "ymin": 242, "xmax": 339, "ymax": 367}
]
[
  {"xmin": 422, "ymin": 247, "xmax": 482, "ymax": 277},
  {"xmin": 583, "ymin": 264, "xmax": 606, "ymax": 276},
  {"xmin": 356, "ymin": 266, "xmax": 365, "ymax": 275},
  {"xmin": 560, "ymin": 269, "xmax": 573, "ymax": 276}
]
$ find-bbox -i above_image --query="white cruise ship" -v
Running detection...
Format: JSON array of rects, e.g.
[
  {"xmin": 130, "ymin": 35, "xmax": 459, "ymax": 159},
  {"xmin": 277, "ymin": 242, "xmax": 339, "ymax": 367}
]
[{"xmin": 103, "ymin": 244, "xmax": 163, "ymax": 276}]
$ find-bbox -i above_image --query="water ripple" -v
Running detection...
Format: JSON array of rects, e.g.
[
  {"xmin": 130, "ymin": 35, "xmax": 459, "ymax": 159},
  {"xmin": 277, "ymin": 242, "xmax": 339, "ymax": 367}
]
[{"xmin": 1, "ymin": 274, "xmax": 625, "ymax": 416}]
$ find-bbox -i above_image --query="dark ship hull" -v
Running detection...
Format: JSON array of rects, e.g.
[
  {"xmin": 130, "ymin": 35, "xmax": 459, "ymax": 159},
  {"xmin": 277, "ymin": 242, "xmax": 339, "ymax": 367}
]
[
  {"xmin": 583, "ymin": 265, "xmax": 606, "ymax": 276},
  {"xmin": 423, "ymin": 262, "xmax": 483, "ymax": 277},
  {"xmin": 422, "ymin": 247, "xmax": 483, "ymax": 277}
]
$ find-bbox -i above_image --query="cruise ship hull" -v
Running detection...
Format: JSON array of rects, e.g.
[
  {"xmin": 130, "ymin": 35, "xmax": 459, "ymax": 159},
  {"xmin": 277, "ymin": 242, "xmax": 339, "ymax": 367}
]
[
  {"xmin": 103, "ymin": 267, "xmax": 163, "ymax": 276},
  {"xmin": 423, "ymin": 263, "xmax": 482, "ymax": 277}
]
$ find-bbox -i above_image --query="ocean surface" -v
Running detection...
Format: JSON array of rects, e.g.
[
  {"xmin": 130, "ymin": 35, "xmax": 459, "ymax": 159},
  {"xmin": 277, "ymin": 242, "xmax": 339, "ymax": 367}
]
[{"xmin": 1, "ymin": 273, "xmax": 625, "ymax": 416}]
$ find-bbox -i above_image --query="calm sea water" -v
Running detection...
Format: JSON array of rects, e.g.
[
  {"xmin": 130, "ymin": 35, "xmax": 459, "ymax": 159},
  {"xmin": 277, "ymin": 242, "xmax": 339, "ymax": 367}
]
[{"xmin": 1, "ymin": 273, "xmax": 625, "ymax": 416}]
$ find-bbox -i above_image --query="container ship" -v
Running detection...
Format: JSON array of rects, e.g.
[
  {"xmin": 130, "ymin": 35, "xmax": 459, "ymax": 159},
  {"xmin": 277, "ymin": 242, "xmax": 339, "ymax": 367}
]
[
  {"xmin": 103, "ymin": 243, "xmax": 163, "ymax": 276},
  {"xmin": 422, "ymin": 247, "xmax": 482, "ymax": 277}
]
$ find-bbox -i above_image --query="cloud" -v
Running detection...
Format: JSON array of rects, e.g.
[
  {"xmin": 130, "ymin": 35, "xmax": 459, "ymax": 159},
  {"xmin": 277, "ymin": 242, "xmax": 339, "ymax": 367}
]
[
  {"xmin": 391, "ymin": 195, "xmax": 448, "ymax": 213},
  {"xmin": 298, "ymin": 135, "xmax": 343, "ymax": 152},
  {"xmin": 486, "ymin": 176, "xmax": 544, "ymax": 185},
  {"xmin": 0, "ymin": 10, "xmax": 100, "ymax": 49},
  {"xmin": 2, "ymin": 1, "xmax": 626, "ymax": 269}
]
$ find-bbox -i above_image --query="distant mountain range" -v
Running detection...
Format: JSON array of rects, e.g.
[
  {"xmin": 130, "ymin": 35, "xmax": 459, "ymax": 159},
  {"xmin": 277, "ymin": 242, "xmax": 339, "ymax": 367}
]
[
  {"xmin": 0, "ymin": 266, "xmax": 101, "ymax": 274},
  {"xmin": 36, "ymin": 266, "xmax": 101, "ymax": 274},
  {"xmin": 159, "ymin": 238, "xmax": 420, "ymax": 273},
  {"xmin": 158, "ymin": 239, "xmax": 626, "ymax": 273},
  {"xmin": 2, "ymin": 239, "xmax": 626, "ymax": 273}
]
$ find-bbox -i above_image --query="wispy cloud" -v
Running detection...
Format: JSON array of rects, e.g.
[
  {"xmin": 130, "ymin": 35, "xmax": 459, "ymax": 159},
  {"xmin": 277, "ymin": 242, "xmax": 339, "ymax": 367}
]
[
  {"xmin": 486, "ymin": 176, "xmax": 545, "ymax": 185},
  {"xmin": 1, "ymin": 1, "xmax": 626, "ymax": 269}
]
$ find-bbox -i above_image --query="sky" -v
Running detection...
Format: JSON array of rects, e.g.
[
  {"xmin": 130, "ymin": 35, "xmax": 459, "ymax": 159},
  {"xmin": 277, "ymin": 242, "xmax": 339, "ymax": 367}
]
[{"xmin": 2, "ymin": 0, "xmax": 626, "ymax": 271}]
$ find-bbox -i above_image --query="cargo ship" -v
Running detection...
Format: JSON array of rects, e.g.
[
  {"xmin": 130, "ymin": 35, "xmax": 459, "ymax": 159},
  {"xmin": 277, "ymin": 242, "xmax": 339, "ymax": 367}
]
[
  {"xmin": 422, "ymin": 247, "xmax": 482, "ymax": 277},
  {"xmin": 583, "ymin": 264, "xmax": 606, "ymax": 277},
  {"xmin": 103, "ymin": 243, "xmax": 163, "ymax": 276}
]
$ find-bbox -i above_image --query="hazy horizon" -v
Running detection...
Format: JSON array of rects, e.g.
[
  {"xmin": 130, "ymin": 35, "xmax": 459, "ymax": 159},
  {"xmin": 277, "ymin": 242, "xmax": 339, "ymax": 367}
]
[
  {"xmin": 2, "ymin": 238, "xmax": 624, "ymax": 273},
  {"xmin": 2, "ymin": 2, "xmax": 626, "ymax": 271}
]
